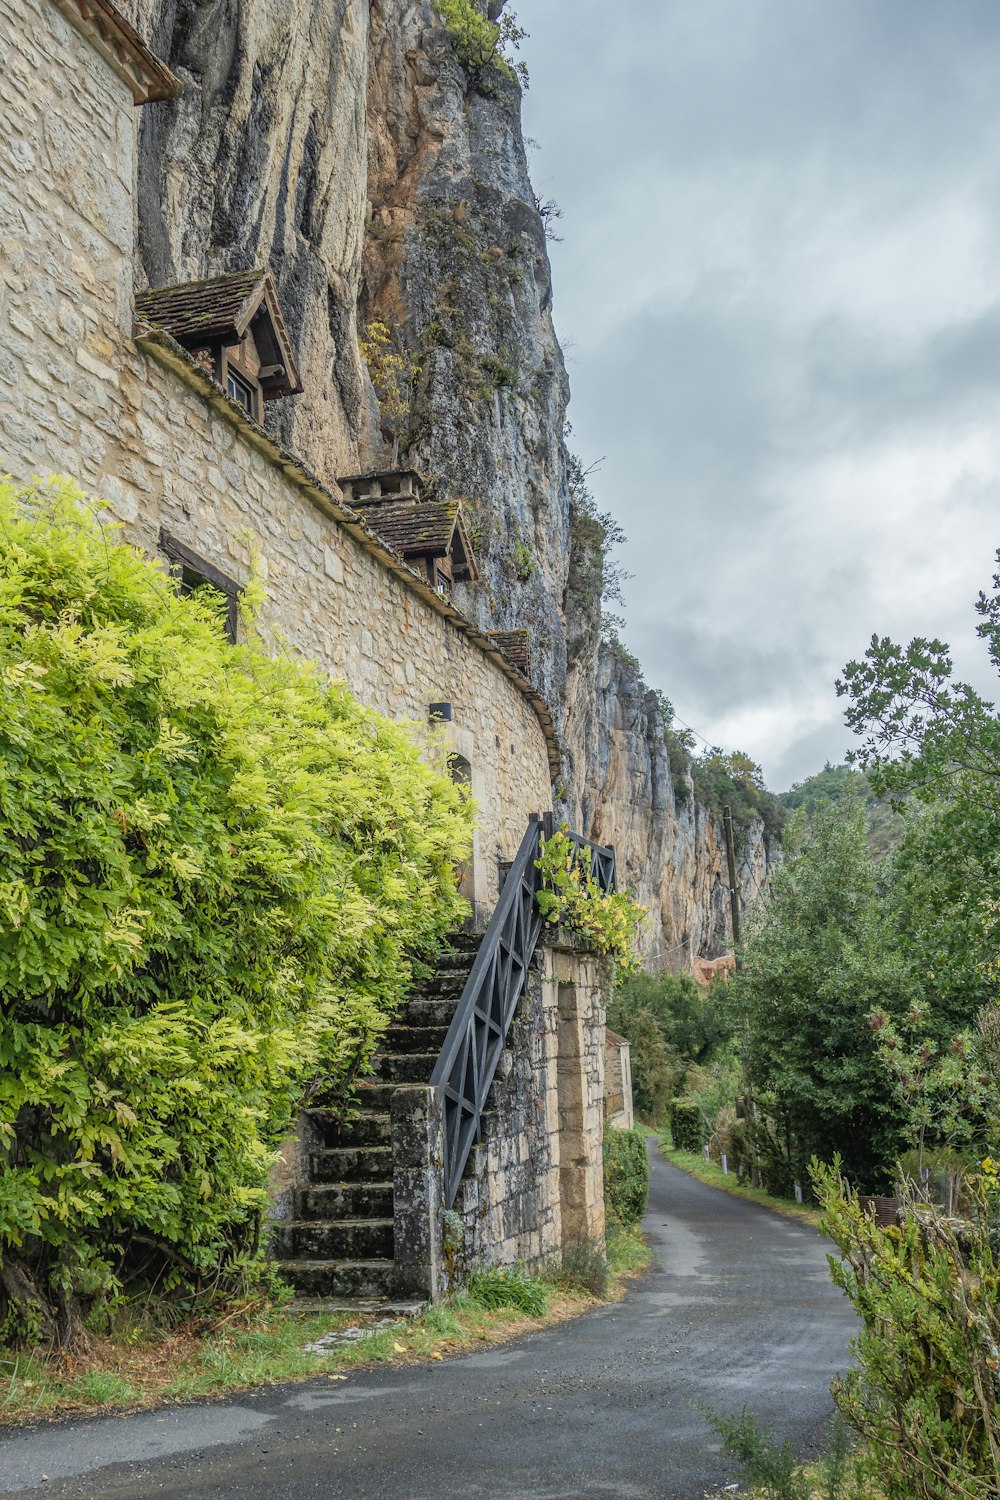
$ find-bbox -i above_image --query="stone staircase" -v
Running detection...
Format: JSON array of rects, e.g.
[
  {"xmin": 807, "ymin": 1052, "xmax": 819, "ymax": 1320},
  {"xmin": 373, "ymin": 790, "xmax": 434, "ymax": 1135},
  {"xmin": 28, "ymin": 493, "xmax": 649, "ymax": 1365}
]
[{"xmin": 272, "ymin": 935, "xmax": 478, "ymax": 1303}]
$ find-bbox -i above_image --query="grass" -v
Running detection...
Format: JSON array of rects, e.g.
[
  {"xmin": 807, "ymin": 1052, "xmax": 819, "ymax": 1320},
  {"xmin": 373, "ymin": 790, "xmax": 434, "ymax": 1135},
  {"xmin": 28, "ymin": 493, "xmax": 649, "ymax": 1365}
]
[
  {"xmin": 731, "ymin": 1456, "xmax": 888, "ymax": 1500},
  {"xmin": 0, "ymin": 1223, "xmax": 651, "ymax": 1427},
  {"xmin": 659, "ymin": 1136, "xmax": 823, "ymax": 1230}
]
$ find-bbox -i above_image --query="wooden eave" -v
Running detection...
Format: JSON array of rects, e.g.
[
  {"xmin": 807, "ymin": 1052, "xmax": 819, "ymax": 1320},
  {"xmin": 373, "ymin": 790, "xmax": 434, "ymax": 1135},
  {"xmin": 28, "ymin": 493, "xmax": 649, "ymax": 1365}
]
[
  {"xmin": 51, "ymin": 0, "xmax": 181, "ymax": 104},
  {"xmin": 449, "ymin": 506, "xmax": 479, "ymax": 583},
  {"xmin": 236, "ymin": 271, "xmax": 302, "ymax": 397},
  {"xmin": 133, "ymin": 322, "xmax": 563, "ymax": 780}
]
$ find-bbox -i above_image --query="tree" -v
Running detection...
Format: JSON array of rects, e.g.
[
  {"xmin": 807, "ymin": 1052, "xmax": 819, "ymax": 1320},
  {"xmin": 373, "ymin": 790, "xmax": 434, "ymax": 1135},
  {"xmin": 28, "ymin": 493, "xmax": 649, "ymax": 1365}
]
[
  {"xmin": 605, "ymin": 996, "xmax": 677, "ymax": 1121},
  {"xmin": 838, "ymin": 555, "xmax": 1000, "ymax": 1048},
  {"xmin": 0, "ymin": 480, "xmax": 471, "ymax": 1345},
  {"xmin": 730, "ymin": 800, "xmax": 912, "ymax": 1193},
  {"xmin": 614, "ymin": 970, "xmax": 730, "ymax": 1069}
]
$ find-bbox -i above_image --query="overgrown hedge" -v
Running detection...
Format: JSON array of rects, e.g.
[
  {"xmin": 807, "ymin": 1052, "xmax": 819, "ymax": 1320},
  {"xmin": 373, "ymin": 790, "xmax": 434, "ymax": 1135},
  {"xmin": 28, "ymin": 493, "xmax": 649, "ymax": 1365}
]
[
  {"xmin": 669, "ymin": 1098, "xmax": 707, "ymax": 1153},
  {"xmin": 0, "ymin": 479, "xmax": 472, "ymax": 1345},
  {"xmin": 603, "ymin": 1125, "xmax": 649, "ymax": 1225}
]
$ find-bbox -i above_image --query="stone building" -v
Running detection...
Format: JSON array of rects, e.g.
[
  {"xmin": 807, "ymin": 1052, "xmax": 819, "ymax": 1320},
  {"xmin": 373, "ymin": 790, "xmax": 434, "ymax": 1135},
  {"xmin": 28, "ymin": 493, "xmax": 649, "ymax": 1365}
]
[{"xmin": 0, "ymin": 0, "xmax": 631, "ymax": 1297}]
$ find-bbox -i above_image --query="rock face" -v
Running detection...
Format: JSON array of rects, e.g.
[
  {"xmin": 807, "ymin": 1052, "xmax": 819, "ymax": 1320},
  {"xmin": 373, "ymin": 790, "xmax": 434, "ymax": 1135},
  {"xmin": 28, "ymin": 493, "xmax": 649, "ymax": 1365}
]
[{"xmin": 127, "ymin": 0, "xmax": 776, "ymax": 960}]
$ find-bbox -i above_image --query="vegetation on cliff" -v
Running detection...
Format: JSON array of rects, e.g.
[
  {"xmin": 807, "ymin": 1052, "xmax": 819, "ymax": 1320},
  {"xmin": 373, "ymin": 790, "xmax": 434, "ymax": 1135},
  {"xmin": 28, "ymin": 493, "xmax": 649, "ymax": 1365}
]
[{"xmin": 0, "ymin": 480, "xmax": 471, "ymax": 1347}]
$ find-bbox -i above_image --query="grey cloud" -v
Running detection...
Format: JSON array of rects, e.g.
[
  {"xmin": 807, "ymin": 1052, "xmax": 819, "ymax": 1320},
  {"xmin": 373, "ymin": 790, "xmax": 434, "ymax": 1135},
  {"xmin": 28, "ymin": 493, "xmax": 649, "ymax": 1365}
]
[{"xmin": 519, "ymin": 0, "xmax": 1000, "ymax": 788}]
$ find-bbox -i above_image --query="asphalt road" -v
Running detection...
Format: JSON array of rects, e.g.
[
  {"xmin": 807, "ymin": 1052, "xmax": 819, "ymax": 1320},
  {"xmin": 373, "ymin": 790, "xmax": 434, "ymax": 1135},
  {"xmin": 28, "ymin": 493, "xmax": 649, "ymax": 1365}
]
[{"xmin": 0, "ymin": 1147, "xmax": 858, "ymax": 1499}]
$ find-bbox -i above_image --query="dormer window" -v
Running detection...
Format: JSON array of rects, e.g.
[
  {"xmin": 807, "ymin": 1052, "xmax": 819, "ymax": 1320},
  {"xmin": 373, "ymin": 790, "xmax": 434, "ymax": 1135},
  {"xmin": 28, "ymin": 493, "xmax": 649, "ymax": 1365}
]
[
  {"xmin": 337, "ymin": 470, "xmax": 479, "ymax": 592},
  {"xmin": 135, "ymin": 268, "xmax": 303, "ymax": 423},
  {"xmin": 226, "ymin": 368, "xmax": 256, "ymax": 417}
]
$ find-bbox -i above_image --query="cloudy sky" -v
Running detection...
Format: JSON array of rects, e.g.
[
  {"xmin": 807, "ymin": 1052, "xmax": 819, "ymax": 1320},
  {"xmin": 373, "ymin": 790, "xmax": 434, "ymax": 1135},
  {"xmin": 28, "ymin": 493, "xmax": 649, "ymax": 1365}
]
[{"xmin": 518, "ymin": 0, "xmax": 1000, "ymax": 790}]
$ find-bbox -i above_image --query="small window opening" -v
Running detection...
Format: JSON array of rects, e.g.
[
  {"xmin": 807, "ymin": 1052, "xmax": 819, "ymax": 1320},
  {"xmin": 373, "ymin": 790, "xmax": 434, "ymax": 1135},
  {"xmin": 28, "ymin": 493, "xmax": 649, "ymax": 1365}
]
[
  {"xmin": 161, "ymin": 531, "xmax": 240, "ymax": 645},
  {"xmin": 226, "ymin": 369, "xmax": 256, "ymax": 415}
]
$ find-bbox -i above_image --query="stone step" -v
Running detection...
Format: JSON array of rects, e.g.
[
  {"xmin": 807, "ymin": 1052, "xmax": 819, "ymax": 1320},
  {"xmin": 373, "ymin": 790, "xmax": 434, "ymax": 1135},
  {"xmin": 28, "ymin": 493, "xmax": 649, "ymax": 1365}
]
[
  {"xmin": 351, "ymin": 1081, "xmax": 399, "ymax": 1113},
  {"xmin": 296, "ymin": 1180, "xmax": 393, "ymax": 1221},
  {"xmin": 400, "ymin": 996, "xmax": 462, "ymax": 1028},
  {"xmin": 371, "ymin": 1051, "xmax": 439, "ymax": 1085},
  {"xmin": 406, "ymin": 971, "xmax": 474, "ymax": 1004},
  {"xmin": 307, "ymin": 1109, "xmax": 390, "ymax": 1148},
  {"xmin": 273, "ymin": 1218, "xmax": 394, "ymax": 1261},
  {"xmin": 381, "ymin": 1023, "xmax": 450, "ymax": 1054},
  {"xmin": 288, "ymin": 1297, "xmax": 426, "ymax": 1318},
  {"xmin": 309, "ymin": 1145, "xmax": 393, "ymax": 1184},
  {"xmin": 275, "ymin": 1258, "xmax": 396, "ymax": 1299}
]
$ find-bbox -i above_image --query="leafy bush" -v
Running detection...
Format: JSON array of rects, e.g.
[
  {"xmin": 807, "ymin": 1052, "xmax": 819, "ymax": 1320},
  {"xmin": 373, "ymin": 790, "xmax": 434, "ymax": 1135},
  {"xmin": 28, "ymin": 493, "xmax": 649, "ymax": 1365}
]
[
  {"xmin": 466, "ymin": 1265, "xmax": 548, "ymax": 1316},
  {"xmin": 435, "ymin": 0, "xmax": 528, "ymax": 89},
  {"xmin": 669, "ymin": 1098, "xmax": 707, "ymax": 1153},
  {"xmin": 536, "ymin": 834, "xmax": 644, "ymax": 972},
  {"xmin": 614, "ymin": 969, "xmax": 732, "ymax": 1069},
  {"xmin": 0, "ymin": 479, "xmax": 471, "ymax": 1344},
  {"xmin": 814, "ymin": 1158, "xmax": 1000, "ymax": 1499},
  {"xmin": 535, "ymin": 828, "xmax": 645, "ymax": 971},
  {"xmin": 730, "ymin": 799, "xmax": 909, "ymax": 1194},
  {"xmin": 603, "ymin": 1125, "xmax": 649, "ymax": 1226}
]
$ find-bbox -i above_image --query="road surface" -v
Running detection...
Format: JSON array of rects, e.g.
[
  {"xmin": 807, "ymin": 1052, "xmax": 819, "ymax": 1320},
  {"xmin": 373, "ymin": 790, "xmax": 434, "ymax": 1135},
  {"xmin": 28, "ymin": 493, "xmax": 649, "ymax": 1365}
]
[{"xmin": 0, "ymin": 1147, "xmax": 857, "ymax": 1498}]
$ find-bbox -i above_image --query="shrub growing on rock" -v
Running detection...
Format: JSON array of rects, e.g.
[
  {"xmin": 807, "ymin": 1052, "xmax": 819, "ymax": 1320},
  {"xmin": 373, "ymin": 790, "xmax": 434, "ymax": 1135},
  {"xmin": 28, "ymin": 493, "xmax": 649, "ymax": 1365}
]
[{"xmin": 0, "ymin": 479, "xmax": 471, "ymax": 1345}]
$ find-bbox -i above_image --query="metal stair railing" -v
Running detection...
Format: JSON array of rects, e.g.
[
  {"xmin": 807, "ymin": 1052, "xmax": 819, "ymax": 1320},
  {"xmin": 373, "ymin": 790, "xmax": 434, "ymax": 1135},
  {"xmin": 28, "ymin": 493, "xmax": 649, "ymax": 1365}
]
[{"xmin": 430, "ymin": 813, "xmax": 616, "ymax": 1207}]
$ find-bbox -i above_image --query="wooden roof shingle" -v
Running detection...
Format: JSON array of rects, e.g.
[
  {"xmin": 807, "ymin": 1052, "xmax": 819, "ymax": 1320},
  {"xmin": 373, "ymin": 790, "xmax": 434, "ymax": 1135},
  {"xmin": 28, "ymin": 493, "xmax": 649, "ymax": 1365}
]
[
  {"xmin": 488, "ymin": 629, "xmax": 532, "ymax": 681},
  {"xmin": 353, "ymin": 497, "xmax": 479, "ymax": 582},
  {"xmin": 135, "ymin": 268, "xmax": 302, "ymax": 397}
]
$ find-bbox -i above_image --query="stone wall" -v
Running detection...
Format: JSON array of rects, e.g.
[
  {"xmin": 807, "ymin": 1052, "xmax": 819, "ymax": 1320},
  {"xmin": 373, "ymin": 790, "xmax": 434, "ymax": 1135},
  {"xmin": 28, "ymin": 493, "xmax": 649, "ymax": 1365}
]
[
  {"xmin": 0, "ymin": 0, "xmax": 554, "ymax": 910},
  {"xmin": 604, "ymin": 1031, "xmax": 634, "ymax": 1132},
  {"xmin": 453, "ymin": 935, "xmax": 609, "ymax": 1276}
]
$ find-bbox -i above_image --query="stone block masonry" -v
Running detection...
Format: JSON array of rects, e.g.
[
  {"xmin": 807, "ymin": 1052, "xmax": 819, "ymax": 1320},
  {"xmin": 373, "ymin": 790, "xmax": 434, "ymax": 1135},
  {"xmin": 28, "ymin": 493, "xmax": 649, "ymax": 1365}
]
[
  {"xmin": 453, "ymin": 935, "xmax": 609, "ymax": 1277},
  {"xmin": 0, "ymin": 0, "xmax": 554, "ymax": 908}
]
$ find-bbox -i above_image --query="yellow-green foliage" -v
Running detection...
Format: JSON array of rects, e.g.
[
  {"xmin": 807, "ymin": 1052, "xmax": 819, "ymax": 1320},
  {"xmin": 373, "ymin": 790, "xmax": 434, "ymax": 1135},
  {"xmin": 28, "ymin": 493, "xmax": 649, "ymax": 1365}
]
[
  {"xmin": 535, "ymin": 828, "xmax": 645, "ymax": 972},
  {"xmin": 0, "ymin": 479, "xmax": 471, "ymax": 1340},
  {"xmin": 434, "ymin": 0, "xmax": 528, "ymax": 89},
  {"xmin": 359, "ymin": 320, "xmax": 421, "ymax": 459}
]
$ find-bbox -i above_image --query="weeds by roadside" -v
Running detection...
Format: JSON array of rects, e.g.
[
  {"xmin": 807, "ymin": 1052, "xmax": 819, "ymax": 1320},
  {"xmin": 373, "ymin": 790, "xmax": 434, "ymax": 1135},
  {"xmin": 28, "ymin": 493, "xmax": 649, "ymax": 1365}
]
[
  {"xmin": 0, "ymin": 1223, "xmax": 650, "ymax": 1427},
  {"xmin": 703, "ymin": 1407, "xmax": 887, "ymax": 1500}
]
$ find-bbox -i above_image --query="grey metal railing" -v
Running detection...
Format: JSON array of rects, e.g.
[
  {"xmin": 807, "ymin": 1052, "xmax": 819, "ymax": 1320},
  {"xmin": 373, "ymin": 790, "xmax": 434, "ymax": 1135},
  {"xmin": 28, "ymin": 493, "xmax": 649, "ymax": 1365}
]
[{"xmin": 430, "ymin": 814, "xmax": 616, "ymax": 1207}]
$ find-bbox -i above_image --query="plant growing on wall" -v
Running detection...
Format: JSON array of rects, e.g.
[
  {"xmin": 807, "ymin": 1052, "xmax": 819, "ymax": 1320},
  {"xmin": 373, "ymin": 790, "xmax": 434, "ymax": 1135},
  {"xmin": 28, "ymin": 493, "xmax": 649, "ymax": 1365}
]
[
  {"xmin": 535, "ymin": 828, "xmax": 644, "ymax": 972},
  {"xmin": 359, "ymin": 319, "xmax": 422, "ymax": 465},
  {"xmin": 0, "ymin": 479, "xmax": 471, "ymax": 1347}
]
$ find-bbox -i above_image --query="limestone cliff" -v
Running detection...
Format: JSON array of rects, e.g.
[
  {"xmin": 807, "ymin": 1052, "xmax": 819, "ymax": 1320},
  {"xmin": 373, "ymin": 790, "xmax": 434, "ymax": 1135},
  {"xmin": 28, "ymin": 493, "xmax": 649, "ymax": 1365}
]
[{"xmin": 125, "ymin": 0, "xmax": 776, "ymax": 962}]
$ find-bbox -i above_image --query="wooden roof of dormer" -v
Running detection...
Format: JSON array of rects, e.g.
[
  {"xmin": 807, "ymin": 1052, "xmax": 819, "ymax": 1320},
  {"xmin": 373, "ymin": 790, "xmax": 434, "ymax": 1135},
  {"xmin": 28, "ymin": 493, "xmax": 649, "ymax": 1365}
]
[
  {"xmin": 487, "ymin": 629, "xmax": 531, "ymax": 681},
  {"xmin": 51, "ymin": 0, "xmax": 181, "ymax": 104},
  {"xmin": 135, "ymin": 268, "xmax": 303, "ymax": 397},
  {"xmin": 350, "ymin": 496, "xmax": 479, "ymax": 583}
]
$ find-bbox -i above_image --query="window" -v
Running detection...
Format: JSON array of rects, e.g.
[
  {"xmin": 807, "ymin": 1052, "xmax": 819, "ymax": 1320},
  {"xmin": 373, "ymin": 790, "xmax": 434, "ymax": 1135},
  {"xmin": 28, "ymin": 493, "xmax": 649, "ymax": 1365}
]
[
  {"xmin": 226, "ymin": 369, "xmax": 256, "ymax": 416},
  {"xmin": 160, "ymin": 530, "xmax": 240, "ymax": 644}
]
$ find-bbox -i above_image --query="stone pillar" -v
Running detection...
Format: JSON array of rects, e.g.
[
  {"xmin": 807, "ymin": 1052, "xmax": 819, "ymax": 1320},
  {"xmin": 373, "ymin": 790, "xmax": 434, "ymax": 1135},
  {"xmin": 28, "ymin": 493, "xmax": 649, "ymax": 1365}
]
[
  {"xmin": 553, "ymin": 947, "xmax": 608, "ymax": 1251},
  {"xmin": 390, "ymin": 1084, "xmax": 446, "ymax": 1300}
]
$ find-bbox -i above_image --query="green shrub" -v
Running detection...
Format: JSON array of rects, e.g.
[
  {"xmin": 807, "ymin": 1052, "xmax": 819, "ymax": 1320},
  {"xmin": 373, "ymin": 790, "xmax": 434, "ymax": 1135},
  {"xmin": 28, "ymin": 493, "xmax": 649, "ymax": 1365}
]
[
  {"xmin": 702, "ymin": 1405, "xmax": 852, "ymax": 1500},
  {"xmin": 813, "ymin": 1157, "xmax": 1000, "ymax": 1499},
  {"xmin": 669, "ymin": 1098, "xmax": 707, "ymax": 1153},
  {"xmin": 605, "ymin": 997, "xmax": 677, "ymax": 1120},
  {"xmin": 535, "ymin": 828, "xmax": 645, "ymax": 972},
  {"xmin": 435, "ymin": 0, "xmax": 528, "ymax": 89},
  {"xmin": 0, "ymin": 479, "xmax": 472, "ymax": 1344},
  {"xmin": 466, "ymin": 1265, "xmax": 548, "ymax": 1316},
  {"xmin": 603, "ymin": 1125, "xmax": 649, "ymax": 1226}
]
